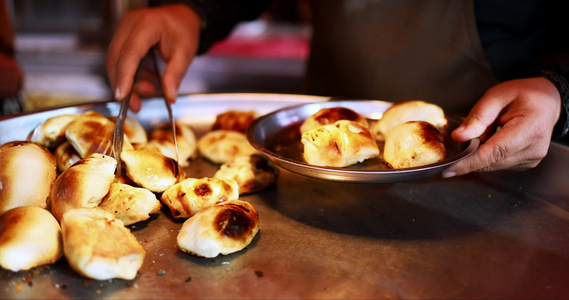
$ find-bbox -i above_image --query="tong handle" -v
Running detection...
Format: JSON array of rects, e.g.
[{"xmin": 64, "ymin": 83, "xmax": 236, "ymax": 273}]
[
  {"xmin": 151, "ymin": 49, "xmax": 181, "ymax": 177},
  {"xmin": 112, "ymin": 91, "xmax": 132, "ymax": 178}
]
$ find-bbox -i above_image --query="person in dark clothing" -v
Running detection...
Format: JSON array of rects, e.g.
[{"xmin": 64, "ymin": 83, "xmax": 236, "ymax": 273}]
[{"xmin": 106, "ymin": 0, "xmax": 569, "ymax": 178}]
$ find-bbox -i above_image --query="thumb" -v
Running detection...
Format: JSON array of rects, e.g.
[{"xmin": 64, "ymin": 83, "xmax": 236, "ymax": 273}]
[{"xmin": 451, "ymin": 90, "xmax": 510, "ymax": 142}]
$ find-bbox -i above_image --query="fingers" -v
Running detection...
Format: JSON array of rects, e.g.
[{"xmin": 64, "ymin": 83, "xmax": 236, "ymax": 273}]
[
  {"xmin": 113, "ymin": 14, "xmax": 162, "ymax": 101},
  {"xmin": 106, "ymin": 4, "xmax": 201, "ymax": 109},
  {"xmin": 451, "ymin": 87, "xmax": 514, "ymax": 143},
  {"xmin": 443, "ymin": 78, "xmax": 561, "ymax": 178},
  {"xmin": 106, "ymin": 14, "xmax": 140, "ymax": 98},
  {"xmin": 129, "ymin": 93, "xmax": 142, "ymax": 113},
  {"xmin": 443, "ymin": 123, "xmax": 533, "ymax": 177},
  {"xmin": 161, "ymin": 50, "xmax": 194, "ymax": 104}
]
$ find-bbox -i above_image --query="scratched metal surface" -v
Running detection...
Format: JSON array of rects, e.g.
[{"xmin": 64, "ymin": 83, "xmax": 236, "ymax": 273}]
[{"xmin": 0, "ymin": 93, "xmax": 568, "ymax": 299}]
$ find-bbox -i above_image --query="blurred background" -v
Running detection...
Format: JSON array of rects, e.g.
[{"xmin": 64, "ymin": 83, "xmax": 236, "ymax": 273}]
[{"xmin": 0, "ymin": 0, "xmax": 311, "ymax": 115}]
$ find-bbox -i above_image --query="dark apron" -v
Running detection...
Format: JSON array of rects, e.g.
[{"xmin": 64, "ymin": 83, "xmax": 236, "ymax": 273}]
[{"xmin": 304, "ymin": 0, "xmax": 499, "ymax": 115}]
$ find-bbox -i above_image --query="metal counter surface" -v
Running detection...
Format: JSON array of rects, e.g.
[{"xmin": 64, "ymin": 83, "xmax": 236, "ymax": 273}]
[{"xmin": 0, "ymin": 94, "xmax": 568, "ymax": 299}]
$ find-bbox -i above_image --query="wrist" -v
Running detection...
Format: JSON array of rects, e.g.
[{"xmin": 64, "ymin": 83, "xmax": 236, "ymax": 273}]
[{"xmin": 532, "ymin": 70, "xmax": 569, "ymax": 138}]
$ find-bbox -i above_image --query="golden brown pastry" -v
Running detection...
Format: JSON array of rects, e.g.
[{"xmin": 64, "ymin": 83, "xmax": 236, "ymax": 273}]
[
  {"xmin": 383, "ymin": 121, "xmax": 446, "ymax": 169},
  {"xmin": 0, "ymin": 206, "xmax": 63, "ymax": 272},
  {"xmin": 54, "ymin": 141, "xmax": 81, "ymax": 173},
  {"xmin": 109, "ymin": 116, "xmax": 148, "ymax": 149},
  {"xmin": 61, "ymin": 208, "xmax": 145, "ymax": 280},
  {"xmin": 144, "ymin": 121, "xmax": 196, "ymax": 167},
  {"xmin": 177, "ymin": 200, "xmax": 259, "ymax": 258},
  {"xmin": 197, "ymin": 130, "xmax": 258, "ymax": 164},
  {"xmin": 0, "ymin": 141, "xmax": 57, "ymax": 214},
  {"xmin": 301, "ymin": 120, "xmax": 380, "ymax": 167},
  {"xmin": 371, "ymin": 100, "xmax": 448, "ymax": 141},
  {"xmin": 214, "ymin": 154, "xmax": 279, "ymax": 195},
  {"xmin": 49, "ymin": 153, "xmax": 116, "ymax": 221},
  {"xmin": 66, "ymin": 111, "xmax": 132, "ymax": 158},
  {"xmin": 121, "ymin": 149, "xmax": 185, "ymax": 193},
  {"xmin": 30, "ymin": 114, "xmax": 79, "ymax": 149},
  {"xmin": 99, "ymin": 183, "xmax": 162, "ymax": 226},
  {"xmin": 211, "ymin": 110, "xmax": 258, "ymax": 133},
  {"xmin": 160, "ymin": 177, "xmax": 239, "ymax": 219},
  {"xmin": 300, "ymin": 107, "xmax": 369, "ymax": 134}
]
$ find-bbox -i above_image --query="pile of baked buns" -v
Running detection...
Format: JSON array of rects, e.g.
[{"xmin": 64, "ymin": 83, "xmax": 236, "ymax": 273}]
[
  {"xmin": 0, "ymin": 109, "xmax": 276, "ymax": 280},
  {"xmin": 300, "ymin": 100, "xmax": 448, "ymax": 168}
]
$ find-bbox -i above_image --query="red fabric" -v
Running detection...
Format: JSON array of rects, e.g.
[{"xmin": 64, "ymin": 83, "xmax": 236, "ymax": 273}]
[{"xmin": 207, "ymin": 35, "xmax": 309, "ymax": 60}]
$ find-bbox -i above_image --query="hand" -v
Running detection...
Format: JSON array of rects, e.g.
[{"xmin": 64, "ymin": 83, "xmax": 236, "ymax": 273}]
[
  {"xmin": 106, "ymin": 4, "xmax": 201, "ymax": 112},
  {"xmin": 442, "ymin": 77, "xmax": 563, "ymax": 177}
]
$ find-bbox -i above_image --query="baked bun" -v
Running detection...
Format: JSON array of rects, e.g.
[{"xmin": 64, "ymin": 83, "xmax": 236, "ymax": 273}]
[
  {"xmin": 99, "ymin": 183, "xmax": 162, "ymax": 226},
  {"xmin": 109, "ymin": 116, "xmax": 148, "ymax": 149},
  {"xmin": 121, "ymin": 149, "xmax": 185, "ymax": 193},
  {"xmin": 144, "ymin": 121, "xmax": 196, "ymax": 167},
  {"xmin": 177, "ymin": 200, "xmax": 259, "ymax": 258},
  {"xmin": 30, "ymin": 114, "xmax": 79, "ymax": 149},
  {"xmin": 300, "ymin": 107, "xmax": 368, "ymax": 134},
  {"xmin": 0, "ymin": 141, "xmax": 57, "ymax": 214},
  {"xmin": 301, "ymin": 120, "xmax": 379, "ymax": 167},
  {"xmin": 0, "ymin": 206, "xmax": 63, "ymax": 272},
  {"xmin": 383, "ymin": 121, "xmax": 446, "ymax": 169},
  {"xmin": 66, "ymin": 111, "xmax": 133, "ymax": 158},
  {"xmin": 61, "ymin": 208, "xmax": 145, "ymax": 280},
  {"xmin": 214, "ymin": 154, "xmax": 279, "ymax": 195},
  {"xmin": 54, "ymin": 141, "xmax": 81, "ymax": 173},
  {"xmin": 211, "ymin": 110, "xmax": 258, "ymax": 133},
  {"xmin": 49, "ymin": 153, "xmax": 116, "ymax": 221},
  {"xmin": 161, "ymin": 177, "xmax": 239, "ymax": 219},
  {"xmin": 371, "ymin": 100, "xmax": 448, "ymax": 141},
  {"xmin": 197, "ymin": 130, "xmax": 258, "ymax": 164}
]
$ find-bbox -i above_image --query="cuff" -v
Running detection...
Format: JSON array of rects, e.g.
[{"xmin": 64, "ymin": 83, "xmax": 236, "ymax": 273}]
[{"xmin": 531, "ymin": 69, "xmax": 569, "ymax": 138}]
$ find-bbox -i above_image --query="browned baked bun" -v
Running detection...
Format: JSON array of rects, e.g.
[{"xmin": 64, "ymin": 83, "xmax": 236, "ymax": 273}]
[
  {"xmin": 214, "ymin": 154, "xmax": 279, "ymax": 195},
  {"xmin": 197, "ymin": 130, "xmax": 258, "ymax": 164},
  {"xmin": 54, "ymin": 141, "xmax": 81, "ymax": 173},
  {"xmin": 160, "ymin": 177, "xmax": 239, "ymax": 219},
  {"xmin": 30, "ymin": 114, "xmax": 79, "ymax": 149},
  {"xmin": 301, "ymin": 120, "xmax": 380, "ymax": 167},
  {"xmin": 371, "ymin": 100, "xmax": 448, "ymax": 141},
  {"xmin": 383, "ymin": 121, "xmax": 446, "ymax": 169},
  {"xmin": 66, "ymin": 111, "xmax": 133, "ymax": 158},
  {"xmin": 49, "ymin": 153, "xmax": 116, "ymax": 221},
  {"xmin": 121, "ymin": 149, "xmax": 185, "ymax": 193},
  {"xmin": 99, "ymin": 183, "xmax": 162, "ymax": 226},
  {"xmin": 109, "ymin": 116, "xmax": 148, "ymax": 149},
  {"xmin": 61, "ymin": 208, "xmax": 145, "ymax": 280},
  {"xmin": 300, "ymin": 107, "xmax": 369, "ymax": 134},
  {"xmin": 144, "ymin": 121, "xmax": 196, "ymax": 167},
  {"xmin": 211, "ymin": 110, "xmax": 258, "ymax": 133},
  {"xmin": 0, "ymin": 141, "xmax": 57, "ymax": 214},
  {"xmin": 177, "ymin": 200, "xmax": 259, "ymax": 258},
  {"xmin": 0, "ymin": 206, "xmax": 63, "ymax": 272}
]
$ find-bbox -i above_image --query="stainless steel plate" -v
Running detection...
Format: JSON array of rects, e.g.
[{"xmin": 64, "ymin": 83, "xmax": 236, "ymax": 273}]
[{"xmin": 247, "ymin": 100, "xmax": 479, "ymax": 183}]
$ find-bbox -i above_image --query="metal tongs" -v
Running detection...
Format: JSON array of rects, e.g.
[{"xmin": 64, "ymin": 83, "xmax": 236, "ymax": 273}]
[{"xmin": 112, "ymin": 49, "xmax": 181, "ymax": 178}]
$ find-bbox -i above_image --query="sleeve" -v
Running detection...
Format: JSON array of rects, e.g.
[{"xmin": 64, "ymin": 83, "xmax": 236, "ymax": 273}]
[
  {"xmin": 475, "ymin": 0, "xmax": 569, "ymax": 139},
  {"xmin": 526, "ymin": 52, "xmax": 569, "ymax": 139},
  {"xmin": 148, "ymin": 0, "xmax": 275, "ymax": 55}
]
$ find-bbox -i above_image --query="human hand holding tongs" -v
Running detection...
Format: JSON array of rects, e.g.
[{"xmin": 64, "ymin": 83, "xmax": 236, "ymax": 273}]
[{"xmin": 112, "ymin": 49, "xmax": 180, "ymax": 178}]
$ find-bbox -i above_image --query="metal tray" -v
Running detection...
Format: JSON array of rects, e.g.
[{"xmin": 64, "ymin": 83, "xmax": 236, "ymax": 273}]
[
  {"xmin": 0, "ymin": 93, "xmax": 568, "ymax": 299},
  {"xmin": 247, "ymin": 100, "xmax": 479, "ymax": 183}
]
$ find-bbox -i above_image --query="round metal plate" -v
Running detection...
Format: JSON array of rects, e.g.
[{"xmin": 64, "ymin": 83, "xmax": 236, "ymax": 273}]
[{"xmin": 247, "ymin": 100, "xmax": 479, "ymax": 183}]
